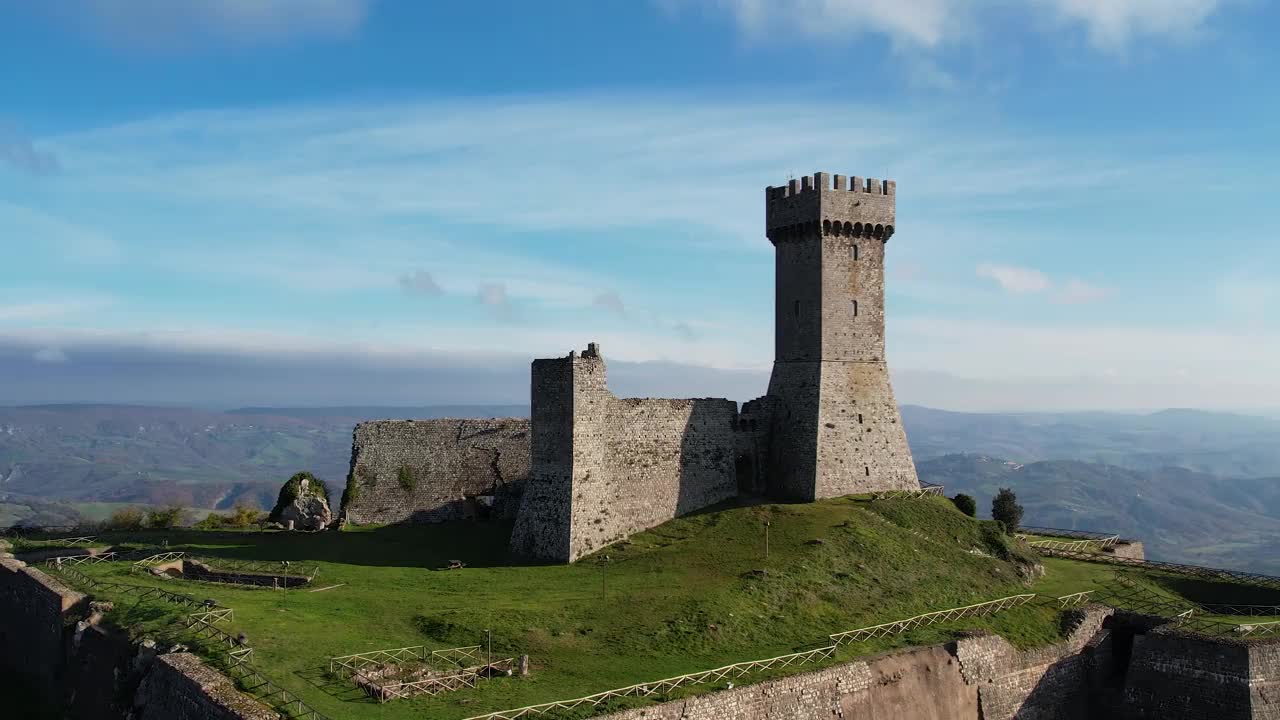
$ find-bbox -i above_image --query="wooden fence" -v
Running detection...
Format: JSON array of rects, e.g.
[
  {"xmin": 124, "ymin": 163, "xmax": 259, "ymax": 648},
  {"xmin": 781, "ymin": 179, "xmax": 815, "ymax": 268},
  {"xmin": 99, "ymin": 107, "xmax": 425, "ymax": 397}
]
[
  {"xmin": 829, "ymin": 593, "xmax": 1037, "ymax": 645},
  {"xmin": 1036, "ymin": 548, "xmax": 1280, "ymax": 591},
  {"xmin": 869, "ymin": 484, "xmax": 945, "ymax": 501}
]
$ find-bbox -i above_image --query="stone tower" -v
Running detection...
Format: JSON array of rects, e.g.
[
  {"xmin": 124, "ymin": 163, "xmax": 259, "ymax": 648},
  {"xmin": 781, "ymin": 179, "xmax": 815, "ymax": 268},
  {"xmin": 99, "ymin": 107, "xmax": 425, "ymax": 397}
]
[{"xmin": 764, "ymin": 172, "xmax": 919, "ymax": 500}]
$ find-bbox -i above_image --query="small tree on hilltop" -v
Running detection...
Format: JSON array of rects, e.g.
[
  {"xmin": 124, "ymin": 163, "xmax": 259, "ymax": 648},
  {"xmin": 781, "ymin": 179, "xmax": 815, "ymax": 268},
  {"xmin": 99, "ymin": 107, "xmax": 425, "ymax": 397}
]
[
  {"xmin": 991, "ymin": 488, "xmax": 1024, "ymax": 534},
  {"xmin": 951, "ymin": 493, "xmax": 977, "ymax": 518}
]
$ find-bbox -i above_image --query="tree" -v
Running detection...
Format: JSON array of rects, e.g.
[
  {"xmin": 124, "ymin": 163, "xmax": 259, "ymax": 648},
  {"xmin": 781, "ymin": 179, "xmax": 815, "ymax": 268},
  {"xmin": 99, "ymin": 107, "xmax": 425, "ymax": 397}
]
[
  {"xmin": 951, "ymin": 493, "xmax": 977, "ymax": 518},
  {"xmin": 991, "ymin": 488, "xmax": 1024, "ymax": 534}
]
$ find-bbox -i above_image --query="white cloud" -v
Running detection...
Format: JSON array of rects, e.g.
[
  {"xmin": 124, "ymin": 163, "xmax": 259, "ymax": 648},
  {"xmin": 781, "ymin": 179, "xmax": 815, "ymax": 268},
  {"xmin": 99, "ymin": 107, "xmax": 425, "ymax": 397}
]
[
  {"xmin": 662, "ymin": 0, "xmax": 1233, "ymax": 50},
  {"xmin": 976, "ymin": 263, "xmax": 1051, "ymax": 293},
  {"xmin": 69, "ymin": 0, "xmax": 370, "ymax": 48},
  {"xmin": 661, "ymin": 0, "xmax": 955, "ymax": 46},
  {"xmin": 1039, "ymin": 0, "xmax": 1230, "ymax": 50},
  {"xmin": 0, "ymin": 298, "xmax": 112, "ymax": 322}
]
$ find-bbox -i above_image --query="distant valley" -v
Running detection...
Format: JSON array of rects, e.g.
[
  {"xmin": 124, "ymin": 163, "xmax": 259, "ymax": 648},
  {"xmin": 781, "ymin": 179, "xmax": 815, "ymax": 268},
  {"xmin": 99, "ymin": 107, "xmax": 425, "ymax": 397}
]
[{"xmin": 2, "ymin": 403, "xmax": 1277, "ymax": 573}]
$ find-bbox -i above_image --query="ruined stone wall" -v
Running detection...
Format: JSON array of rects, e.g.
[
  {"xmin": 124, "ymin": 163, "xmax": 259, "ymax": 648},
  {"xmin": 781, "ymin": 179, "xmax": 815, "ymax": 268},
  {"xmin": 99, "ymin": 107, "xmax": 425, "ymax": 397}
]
[
  {"xmin": 595, "ymin": 645, "xmax": 975, "ymax": 720},
  {"xmin": 953, "ymin": 605, "xmax": 1114, "ymax": 720},
  {"xmin": 512, "ymin": 346, "xmax": 739, "ymax": 562},
  {"xmin": 1106, "ymin": 540, "xmax": 1146, "ymax": 560},
  {"xmin": 133, "ymin": 653, "xmax": 276, "ymax": 720},
  {"xmin": 1249, "ymin": 641, "xmax": 1280, "ymax": 719},
  {"xmin": 1121, "ymin": 629, "xmax": 1268, "ymax": 719},
  {"xmin": 595, "ymin": 609, "xmax": 1118, "ymax": 720},
  {"xmin": 0, "ymin": 556, "xmax": 85, "ymax": 704},
  {"xmin": 510, "ymin": 357, "xmax": 575, "ymax": 560},
  {"xmin": 344, "ymin": 418, "xmax": 530, "ymax": 525}
]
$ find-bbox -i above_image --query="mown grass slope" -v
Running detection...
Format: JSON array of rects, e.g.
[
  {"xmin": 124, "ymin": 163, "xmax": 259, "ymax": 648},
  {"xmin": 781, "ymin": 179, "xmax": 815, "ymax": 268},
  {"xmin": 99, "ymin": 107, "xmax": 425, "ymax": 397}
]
[{"xmin": 57, "ymin": 497, "xmax": 1121, "ymax": 719}]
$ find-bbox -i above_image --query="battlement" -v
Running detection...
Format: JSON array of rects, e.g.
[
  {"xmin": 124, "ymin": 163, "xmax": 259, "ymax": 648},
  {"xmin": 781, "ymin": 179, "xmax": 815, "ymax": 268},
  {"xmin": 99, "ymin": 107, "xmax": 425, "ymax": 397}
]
[
  {"xmin": 766, "ymin": 172, "xmax": 895, "ymax": 200},
  {"xmin": 766, "ymin": 172, "xmax": 897, "ymax": 239}
]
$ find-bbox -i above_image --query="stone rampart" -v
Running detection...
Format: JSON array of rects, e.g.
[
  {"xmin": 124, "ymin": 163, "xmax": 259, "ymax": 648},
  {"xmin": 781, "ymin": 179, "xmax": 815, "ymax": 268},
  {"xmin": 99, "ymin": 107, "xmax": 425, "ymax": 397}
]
[
  {"xmin": 512, "ymin": 345, "xmax": 741, "ymax": 562},
  {"xmin": 1122, "ymin": 628, "xmax": 1277, "ymax": 719},
  {"xmin": 0, "ymin": 556, "xmax": 85, "ymax": 703},
  {"xmin": 133, "ymin": 653, "xmax": 276, "ymax": 720},
  {"xmin": 343, "ymin": 418, "xmax": 530, "ymax": 525}
]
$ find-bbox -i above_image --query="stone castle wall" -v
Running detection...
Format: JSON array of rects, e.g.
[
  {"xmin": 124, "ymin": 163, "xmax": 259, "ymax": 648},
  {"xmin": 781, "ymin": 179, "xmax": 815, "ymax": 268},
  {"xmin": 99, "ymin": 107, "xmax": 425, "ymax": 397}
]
[
  {"xmin": 512, "ymin": 346, "xmax": 741, "ymax": 562},
  {"xmin": 343, "ymin": 418, "xmax": 530, "ymax": 525},
  {"xmin": 1122, "ymin": 629, "xmax": 1277, "ymax": 719},
  {"xmin": 596, "ymin": 606, "xmax": 1116, "ymax": 720},
  {"xmin": 0, "ymin": 556, "xmax": 85, "ymax": 704},
  {"xmin": 133, "ymin": 653, "xmax": 276, "ymax": 720}
]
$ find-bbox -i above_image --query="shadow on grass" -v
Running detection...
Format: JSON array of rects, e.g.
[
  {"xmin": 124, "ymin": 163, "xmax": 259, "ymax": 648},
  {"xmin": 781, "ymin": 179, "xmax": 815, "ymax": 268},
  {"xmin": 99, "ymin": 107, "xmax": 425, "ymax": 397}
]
[
  {"xmin": 294, "ymin": 666, "xmax": 373, "ymax": 703},
  {"xmin": 95, "ymin": 520, "xmax": 547, "ymax": 570},
  {"xmin": 1148, "ymin": 574, "xmax": 1280, "ymax": 606}
]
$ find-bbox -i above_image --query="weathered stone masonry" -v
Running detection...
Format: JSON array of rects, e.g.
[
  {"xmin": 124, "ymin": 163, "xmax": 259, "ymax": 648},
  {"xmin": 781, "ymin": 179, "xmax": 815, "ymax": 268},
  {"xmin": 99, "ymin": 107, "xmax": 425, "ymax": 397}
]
[
  {"xmin": 765, "ymin": 173, "xmax": 919, "ymax": 501},
  {"xmin": 343, "ymin": 418, "xmax": 530, "ymax": 525},
  {"xmin": 511, "ymin": 343, "xmax": 740, "ymax": 563}
]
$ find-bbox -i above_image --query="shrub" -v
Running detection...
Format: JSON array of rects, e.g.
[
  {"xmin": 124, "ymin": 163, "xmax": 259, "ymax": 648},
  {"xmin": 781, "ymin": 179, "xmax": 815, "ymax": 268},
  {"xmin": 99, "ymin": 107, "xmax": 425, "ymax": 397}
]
[
  {"xmin": 228, "ymin": 504, "xmax": 264, "ymax": 528},
  {"xmin": 194, "ymin": 512, "xmax": 226, "ymax": 530},
  {"xmin": 146, "ymin": 505, "xmax": 188, "ymax": 529},
  {"xmin": 397, "ymin": 465, "xmax": 418, "ymax": 492},
  {"xmin": 951, "ymin": 493, "xmax": 977, "ymax": 517},
  {"xmin": 991, "ymin": 488, "xmax": 1024, "ymax": 534},
  {"xmin": 105, "ymin": 507, "xmax": 145, "ymax": 531}
]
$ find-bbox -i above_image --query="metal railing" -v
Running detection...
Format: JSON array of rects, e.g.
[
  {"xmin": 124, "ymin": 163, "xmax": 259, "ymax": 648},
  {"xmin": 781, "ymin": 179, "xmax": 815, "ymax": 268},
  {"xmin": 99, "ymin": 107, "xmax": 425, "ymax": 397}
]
[{"xmin": 829, "ymin": 593, "xmax": 1038, "ymax": 645}]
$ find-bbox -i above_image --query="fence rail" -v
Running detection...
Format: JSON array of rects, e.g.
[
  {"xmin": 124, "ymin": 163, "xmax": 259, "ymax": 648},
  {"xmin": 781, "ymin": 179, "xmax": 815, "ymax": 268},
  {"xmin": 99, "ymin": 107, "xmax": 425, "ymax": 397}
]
[
  {"xmin": 330, "ymin": 644, "xmax": 484, "ymax": 677},
  {"xmin": 1023, "ymin": 538, "xmax": 1111, "ymax": 553},
  {"xmin": 461, "ymin": 644, "xmax": 838, "ymax": 720},
  {"xmin": 44, "ymin": 552, "xmax": 117, "ymax": 566},
  {"xmin": 1018, "ymin": 526, "xmax": 1125, "ymax": 547},
  {"xmin": 830, "ymin": 593, "xmax": 1038, "ymax": 645},
  {"xmin": 132, "ymin": 551, "xmax": 187, "ymax": 569},
  {"xmin": 368, "ymin": 658, "xmax": 517, "ymax": 703},
  {"xmin": 1037, "ymin": 548, "xmax": 1280, "ymax": 591},
  {"xmin": 869, "ymin": 484, "xmax": 945, "ymax": 501}
]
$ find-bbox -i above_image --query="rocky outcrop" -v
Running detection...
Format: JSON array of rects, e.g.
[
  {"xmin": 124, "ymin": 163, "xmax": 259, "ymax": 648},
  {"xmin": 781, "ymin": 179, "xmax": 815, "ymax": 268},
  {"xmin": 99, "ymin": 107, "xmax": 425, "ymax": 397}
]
[{"xmin": 268, "ymin": 472, "xmax": 332, "ymax": 531}]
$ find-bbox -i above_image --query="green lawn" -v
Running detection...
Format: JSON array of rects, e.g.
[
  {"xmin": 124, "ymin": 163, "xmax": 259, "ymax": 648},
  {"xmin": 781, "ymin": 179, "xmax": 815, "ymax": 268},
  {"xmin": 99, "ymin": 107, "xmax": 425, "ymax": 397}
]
[{"xmin": 42, "ymin": 496, "xmax": 1259, "ymax": 720}]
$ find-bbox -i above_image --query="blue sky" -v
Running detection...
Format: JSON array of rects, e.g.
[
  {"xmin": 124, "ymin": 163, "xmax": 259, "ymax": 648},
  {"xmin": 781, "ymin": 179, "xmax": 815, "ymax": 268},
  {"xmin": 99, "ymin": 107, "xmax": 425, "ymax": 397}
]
[{"xmin": 1, "ymin": 0, "xmax": 1279, "ymax": 411}]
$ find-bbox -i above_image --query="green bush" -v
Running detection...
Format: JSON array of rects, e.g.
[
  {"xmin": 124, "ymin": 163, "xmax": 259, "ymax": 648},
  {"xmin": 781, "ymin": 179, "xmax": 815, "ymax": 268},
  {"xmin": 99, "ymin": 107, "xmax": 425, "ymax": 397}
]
[
  {"xmin": 951, "ymin": 493, "xmax": 977, "ymax": 517},
  {"xmin": 397, "ymin": 465, "xmax": 418, "ymax": 492},
  {"xmin": 105, "ymin": 506, "xmax": 145, "ymax": 531},
  {"xmin": 992, "ymin": 487, "xmax": 1024, "ymax": 534},
  {"xmin": 146, "ymin": 505, "xmax": 187, "ymax": 529},
  {"xmin": 194, "ymin": 512, "xmax": 226, "ymax": 530},
  {"xmin": 228, "ymin": 504, "xmax": 264, "ymax": 528}
]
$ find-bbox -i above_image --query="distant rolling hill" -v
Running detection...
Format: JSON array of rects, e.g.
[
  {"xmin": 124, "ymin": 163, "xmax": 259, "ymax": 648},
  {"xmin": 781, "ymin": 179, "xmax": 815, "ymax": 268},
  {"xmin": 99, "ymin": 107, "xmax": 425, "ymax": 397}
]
[
  {"xmin": 1, "ymin": 403, "xmax": 1278, "ymax": 574},
  {"xmin": 918, "ymin": 454, "xmax": 1280, "ymax": 575}
]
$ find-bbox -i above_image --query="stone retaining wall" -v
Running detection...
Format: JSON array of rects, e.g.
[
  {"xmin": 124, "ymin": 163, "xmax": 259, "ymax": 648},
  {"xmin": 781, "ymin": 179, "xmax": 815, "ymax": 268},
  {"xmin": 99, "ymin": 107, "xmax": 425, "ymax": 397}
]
[
  {"xmin": 1122, "ymin": 629, "xmax": 1277, "ymax": 719},
  {"xmin": 133, "ymin": 653, "xmax": 276, "ymax": 720},
  {"xmin": 0, "ymin": 556, "xmax": 85, "ymax": 703}
]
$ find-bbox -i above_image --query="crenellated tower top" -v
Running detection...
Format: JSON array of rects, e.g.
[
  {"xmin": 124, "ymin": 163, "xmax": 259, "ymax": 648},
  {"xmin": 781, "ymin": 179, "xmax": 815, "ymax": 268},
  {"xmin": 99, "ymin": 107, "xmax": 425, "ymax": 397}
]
[{"xmin": 766, "ymin": 172, "xmax": 895, "ymax": 244}]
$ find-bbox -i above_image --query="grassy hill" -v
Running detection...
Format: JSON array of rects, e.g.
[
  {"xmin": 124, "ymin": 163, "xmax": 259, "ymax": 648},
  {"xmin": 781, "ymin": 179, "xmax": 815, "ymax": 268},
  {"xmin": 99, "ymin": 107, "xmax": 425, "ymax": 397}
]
[{"xmin": 56, "ymin": 496, "xmax": 1095, "ymax": 720}]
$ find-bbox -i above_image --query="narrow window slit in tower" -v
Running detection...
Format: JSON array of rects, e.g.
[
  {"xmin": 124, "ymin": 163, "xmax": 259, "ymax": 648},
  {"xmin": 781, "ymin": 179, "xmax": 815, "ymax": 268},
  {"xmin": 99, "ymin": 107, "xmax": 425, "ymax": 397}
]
[
  {"xmin": 852, "ymin": 300, "xmax": 858, "ymax": 317},
  {"xmin": 851, "ymin": 245, "xmax": 858, "ymax": 261},
  {"xmin": 794, "ymin": 300, "xmax": 800, "ymax": 319},
  {"xmin": 858, "ymin": 413, "xmax": 863, "ymax": 424},
  {"xmin": 865, "ymin": 466, "xmax": 870, "ymax": 477}
]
